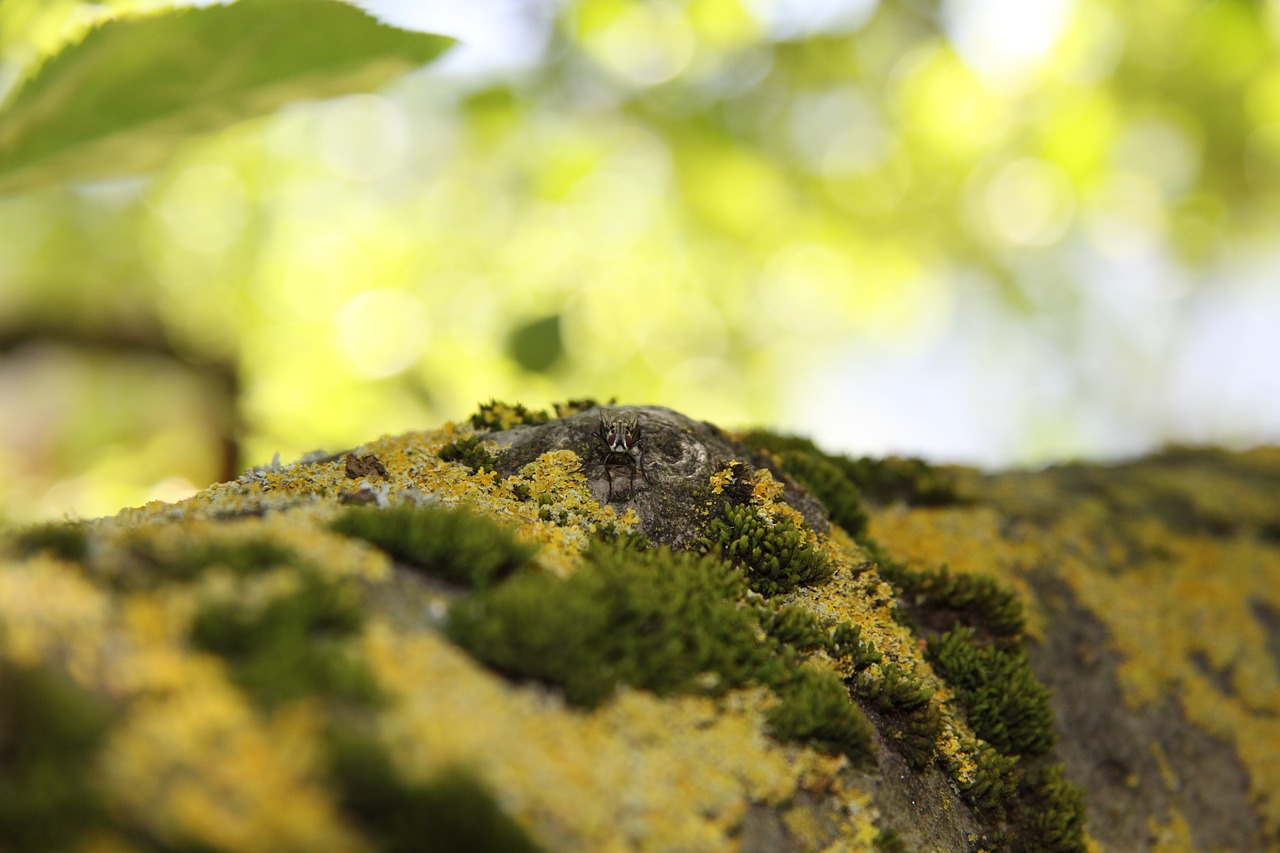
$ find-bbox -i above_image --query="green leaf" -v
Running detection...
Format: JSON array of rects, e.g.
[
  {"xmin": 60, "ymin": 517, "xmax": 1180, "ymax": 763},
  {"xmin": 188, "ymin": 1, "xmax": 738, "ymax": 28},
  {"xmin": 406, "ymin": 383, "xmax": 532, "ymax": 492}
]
[{"xmin": 0, "ymin": 0, "xmax": 454, "ymax": 194}]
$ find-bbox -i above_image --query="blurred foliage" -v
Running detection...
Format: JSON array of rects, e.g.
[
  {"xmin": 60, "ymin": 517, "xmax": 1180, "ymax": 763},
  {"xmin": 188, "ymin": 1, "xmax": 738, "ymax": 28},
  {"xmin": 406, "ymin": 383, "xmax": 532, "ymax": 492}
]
[
  {"xmin": 2, "ymin": 0, "xmax": 1279, "ymax": 521},
  {"xmin": 0, "ymin": 0, "xmax": 452, "ymax": 193}
]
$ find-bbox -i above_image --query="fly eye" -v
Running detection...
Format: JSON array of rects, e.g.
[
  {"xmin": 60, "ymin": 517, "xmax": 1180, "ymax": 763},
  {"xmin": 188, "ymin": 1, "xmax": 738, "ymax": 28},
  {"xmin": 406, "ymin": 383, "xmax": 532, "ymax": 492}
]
[
  {"xmin": 607, "ymin": 429, "xmax": 618, "ymax": 446},
  {"xmin": 623, "ymin": 432, "xmax": 635, "ymax": 449}
]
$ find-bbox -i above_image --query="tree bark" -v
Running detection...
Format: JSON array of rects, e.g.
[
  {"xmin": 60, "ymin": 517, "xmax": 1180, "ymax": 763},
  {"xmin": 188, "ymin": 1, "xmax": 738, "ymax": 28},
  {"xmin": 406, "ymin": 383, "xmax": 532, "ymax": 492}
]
[{"xmin": 1, "ymin": 409, "xmax": 1276, "ymax": 852}]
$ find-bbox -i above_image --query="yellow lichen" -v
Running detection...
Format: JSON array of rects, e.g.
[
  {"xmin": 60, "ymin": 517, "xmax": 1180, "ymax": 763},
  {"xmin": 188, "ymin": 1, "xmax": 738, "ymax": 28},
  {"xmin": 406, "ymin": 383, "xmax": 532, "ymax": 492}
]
[
  {"xmin": 0, "ymin": 556, "xmax": 113, "ymax": 678},
  {"xmin": 869, "ymin": 466, "xmax": 1280, "ymax": 837},
  {"xmin": 750, "ymin": 467, "xmax": 787, "ymax": 506},
  {"xmin": 9, "ymin": 426, "xmax": 884, "ymax": 850},
  {"xmin": 868, "ymin": 505, "xmax": 1048, "ymax": 639},
  {"xmin": 708, "ymin": 465, "xmax": 737, "ymax": 495},
  {"xmin": 101, "ymin": 688, "xmax": 365, "ymax": 852},
  {"xmin": 362, "ymin": 620, "xmax": 869, "ymax": 851},
  {"xmin": 14, "ymin": 422, "xmax": 1197, "ymax": 848},
  {"xmin": 1148, "ymin": 808, "xmax": 1196, "ymax": 853},
  {"xmin": 0, "ymin": 553, "xmax": 366, "ymax": 851}
]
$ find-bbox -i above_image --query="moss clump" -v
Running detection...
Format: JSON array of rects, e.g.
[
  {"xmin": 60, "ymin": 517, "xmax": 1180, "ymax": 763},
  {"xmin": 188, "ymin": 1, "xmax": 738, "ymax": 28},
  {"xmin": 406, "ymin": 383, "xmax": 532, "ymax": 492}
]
[
  {"xmin": 881, "ymin": 562, "xmax": 1025, "ymax": 640},
  {"xmin": 698, "ymin": 502, "xmax": 832, "ymax": 597},
  {"xmin": 332, "ymin": 504, "xmax": 535, "ymax": 589},
  {"xmin": 873, "ymin": 828, "xmax": 907, "ymax": 853},
  {"xmin": 894, "ymin": 700, "xmax": 945, "ymax": 770},
  {"xmin": 467, "ymin": 397, "xmax": 616, "ymax": 427},
  {"xmin": 962, "ymin": 742, "xmax": 1022, "ymax": 822},
  {"xmin": 1010, "ymin": 764, "xmax": 1087, "ymax": 853},
  {"xmin": 712, "ymin": 460, "xmax": 760, "ymax": 507},
  {"xmin": 448, "ymin": 539, "xmax": 878, "ymax": 762},
  {"xmin": 439, "ymin": 435, "xmax": 500, "ymax": 472},
  {"xmin": 856, "ymin": 662, "xmax": 933, "ymax": 713},
  {"xmin": 868, "ymin": 546, "xmax": 1075, "ymax": 841},
  {"xmin": 827, "ymin": 621, "xmax": 883, "ymax": 671},
  {"xmin": 9, "ymin": 522, "xmax": 89, "ymax": 562},
  {"xmin": 766, "ymin": 667, "xmax": 874, "ymax": 762},
  {"xmin": 0, "ymin": 661, "xmax": 112, "ymax": 851},
  {"xmin": 855, "ymin": 663, "xmax": 941, "ymax": 769},
  {"xmin": 190, "ymin": 572, "xmax": 380, "ymax": 710},
  {"xmin": 446, "ymin": 543, "xmax": 779, "ymax": 707},
  {"xmin": 327, "ymin": 725, "xmax": 543, "ymax": 853},
  {"xmin": 776, "ymin": 449, "xmax": 871, "ymax": 540},
  {"xmin": 590, "ymin": 520, "xmax": 650, "ymax": 552},
  {"xmin": 469, "ymin": 399, "xmax": 549, "ymax": 431},
  {"xmin": 928, "ymin": 627, "xmax": 1055, "ymax": 758},
  {"xmin": 739, "ymin": 432, "xmax": 870, "ymax": 540},
  {"xmin": 552, "ymin": 397, "xmax": 611, "ymax": 418},
  {"xmin": 741, "ymin": 432, "xmax": 960, "ymax": 529},
  {"xmin": 759, "ymin": 604, "xmax": 828, "ymax": 651},
  {"xmin": 118, "ymin": 536, "xmax": 297, "ymax": 588},
  {"xmin": 837, "ymin": 455, "xmax": 960, "ymax": 507}
]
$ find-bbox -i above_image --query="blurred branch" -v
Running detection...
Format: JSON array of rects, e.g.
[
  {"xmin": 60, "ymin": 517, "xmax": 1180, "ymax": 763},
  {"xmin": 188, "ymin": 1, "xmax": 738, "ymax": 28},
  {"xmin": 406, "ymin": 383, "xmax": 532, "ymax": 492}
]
[{"xmin": 0, "ymin": 318, "xmax": 242, "ymax": 483}]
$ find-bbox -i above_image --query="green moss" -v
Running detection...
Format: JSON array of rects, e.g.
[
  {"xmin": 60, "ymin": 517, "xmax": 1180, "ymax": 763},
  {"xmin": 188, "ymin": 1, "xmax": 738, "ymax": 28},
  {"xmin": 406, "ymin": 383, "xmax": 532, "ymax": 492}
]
[
  {"xmin": 190, "ymin": 572, "xmax": 380, "ymax": 710},
  {"xmin": 873, "ymin": 828, "xmax": 907, "ymax": 853},
  {"xmin": 331, "ymin": 504, "xmax": 535, "ymax": 589},
  {"xmin": 779, "ymin": 449, "xmax": 872, "ymax": 540},
  {"xmin": 855, "ymin": 662, "xmax": 933, "ymax": 713},
  {"xmin": 739, "ymin": 432, "xmax": 870, "ymax": 540},
  {"xmin": 854, "ymin": 662, "xmax": 940, "ymax": 769},
  {"xmin": 881, "ymin": 563, "xmax": 1025, "ymax": 640},
  {"xmin": 867, "ymin": 544, "xmax": 1074, "ymax": 841},
  {"xmin": 467, "ymin": 396, "xmax": 607, "ymax": 427},
  {"xmin": 469, "ymin": 399, "xmax": 550, "ymax": 431},
  {"xmin": 901, "ymin": 702, "xmax": 947, "ymax": 770},
  {"xmin": 327, "ymin": 725, "xmax": 543, "ymax": 853},
  {"xmin": 759, "ymin": 604, "xmax": 828, "ymax": 651},
  {"xmin": 928, "ymin": 627, "xmax": 1055, "ymax": 758},
  {"xmin": 119, "ymin": 536, "xmax": 297, "ymax": 588},
  {"xmin": 0, "ymin": 661, "xmax": 112, "ymax": 851},
  {"xmin": 714, "ymin": 460, "xmax": 761, "ymax": 507},
  {"xmin": 962, "ymin": 742, "xmax": 1022, "ymax": 823},
  {"xmin": 589, "ymin": 518, "xmax": 651, "ymax": 552},
  {"xmin": 439, "ymin": 435, "xmax": 500, "ymax": 472},
  {"xmin": 766, "ymin": 667, "xmax": 874, "ymax": 762},
  {"xmin": 740, "ymin": 432, "xmax": 960, "ymax": 533},
  {"xmin": 698, "ymin": 502, "xmax": 832, "ymax": 597},
  {"xmin": 9, "ymin": 521, "xmax": 89, "ymax": 562},
  {"xmin": 827, "ymin": 621, "xmax": 882, "ymax": 671},
  {"xmin": 446, "ymin": 543, "xmax": 780, "ymax": 707},
  {"xmin": 447, "ymin": 538, "xmax": 884, "ymax": 764},
  {"xmin": 552, "ymin": 397, "xmax": 611, "ymax": 418},
  {"xmin": 1010, "ymin": 764, "xmax": 1087, "ymax": 853},
  {"xmin": 837, "ymin": 455, "xmax": 960, "ymax": 507}
]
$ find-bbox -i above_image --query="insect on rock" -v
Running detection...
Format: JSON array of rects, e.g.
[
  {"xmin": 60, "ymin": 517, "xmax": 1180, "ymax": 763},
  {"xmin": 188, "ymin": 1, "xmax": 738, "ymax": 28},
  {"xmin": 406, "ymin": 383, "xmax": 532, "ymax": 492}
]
[{"xmin": 596, "ymin": 408, "xmax": 646, "ymax": 501}]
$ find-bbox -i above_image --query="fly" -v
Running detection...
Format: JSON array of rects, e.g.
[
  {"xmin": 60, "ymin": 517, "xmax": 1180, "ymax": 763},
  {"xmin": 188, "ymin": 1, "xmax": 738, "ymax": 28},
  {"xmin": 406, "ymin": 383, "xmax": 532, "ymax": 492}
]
[{"xmin": 596, "ymin": 408, "xmax": 645, "ymax": 501}]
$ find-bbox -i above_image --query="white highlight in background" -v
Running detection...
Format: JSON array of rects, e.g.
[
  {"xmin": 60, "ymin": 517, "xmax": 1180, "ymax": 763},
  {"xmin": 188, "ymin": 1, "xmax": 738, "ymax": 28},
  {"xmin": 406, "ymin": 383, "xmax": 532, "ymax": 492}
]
[{"xmin": 943, "ymin": 0, "xmax": 1073, "ymax": 91}]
